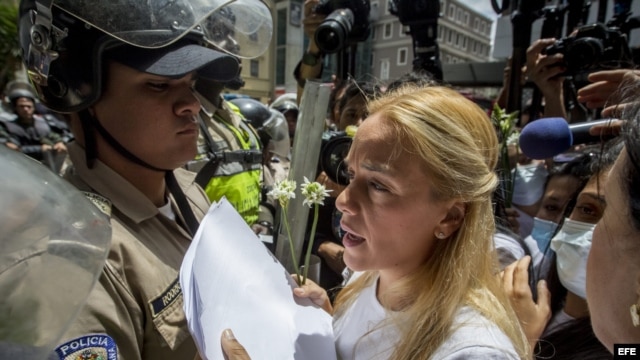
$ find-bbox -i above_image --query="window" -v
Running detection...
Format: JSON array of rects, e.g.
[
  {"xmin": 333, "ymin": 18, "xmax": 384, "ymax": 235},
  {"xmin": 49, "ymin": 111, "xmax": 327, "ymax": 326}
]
[
  {"xmin": 456, "ymin": 9, "xmax": 463, "ymax": 22},
  {"xmin": 371, "ymin": 1, "xmax": 379, "ymax": 15},
  {"xmin": 276, "ymin": 9, "xmax": 287, "ymax": 46},
  {"xmin": 480, "ymin": 22, "xmax": 486, "ymax": 34},
  {"xmin": 473, "ymin": 18, "xmax": 479, "ymax": 31},
  {"xmin": 464, "ymin": 12, "xmax": 469, "ymax": 25},
  {"xmin": 438, "ymin": 27, "xmax": 444, "ymax": 41},
  {"xmin": 447, "ymin": 30, "xmax": 453, "ymax": 44},
  {"xmin": 448, "ymin": 4, "xmax": 455, "ymax": 18},
  {"xmin": 462, "ymin": 36, "xmax": 467, "ymax": 50},
  {"xmin": 276, "ymin": 48, "xmax": 286, "ymax": 84},
  {"xmin": 250, "ymin": 59, "xmax": 259, "ymax": 78},
  {"xmin": 397, "ymin": 47, "xmax": 408, "ymax": 66},
  {"xmin": 371, "ymin": 25, "xmax": 377, "ymax": 40},
  {"xmin": 455, "ymin": 33, "xmax": 460, "ymax": 47},
  {"xmin": 275, "ymin": 8, "xmax": 287, "ymax": 85},
  {"xmin": 383, "ymin": 23, "xmax": 392, "ymax": 39},
  {"xmin": 380, "ymin": 59, "xmax": 390, "ymax": 80},
  {"xmin": 399, "ymin": 24, "xmax": 408, "ymax": 37}
]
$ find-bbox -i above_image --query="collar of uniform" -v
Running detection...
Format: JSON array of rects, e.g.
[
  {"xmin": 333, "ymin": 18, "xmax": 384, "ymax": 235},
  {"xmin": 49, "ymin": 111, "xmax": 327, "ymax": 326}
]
[
  {"xmin": 66, "ymin": 142, "xmax": 160, "ymax": 223},
  {"xmin": 195, "ymin": 93, "xmax": 242, "ymax": 128}
]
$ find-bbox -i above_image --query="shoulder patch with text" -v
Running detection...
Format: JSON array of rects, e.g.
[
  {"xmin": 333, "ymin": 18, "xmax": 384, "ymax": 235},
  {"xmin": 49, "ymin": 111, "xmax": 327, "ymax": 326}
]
[
  {"xmin": 82, "ymin": 191, "xmax": 112, "ymax": 218},
  {"xmin": 54, "ymin": 334, "xmax": 117, "ymax": 360},
  {"xmin": 149, "ymin": 277, "xmax": 182, "ymax": 317}
]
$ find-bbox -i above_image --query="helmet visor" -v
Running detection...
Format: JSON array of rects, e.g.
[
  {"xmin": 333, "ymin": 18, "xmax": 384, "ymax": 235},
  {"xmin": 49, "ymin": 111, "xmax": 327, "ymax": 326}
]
[
  {"xmin": 201, "ymin": 0, "xmax": 273, "ymax": 58},
  {"xmin": 53, "ymin": 0, "xmax": 272, "ymax": 57}
]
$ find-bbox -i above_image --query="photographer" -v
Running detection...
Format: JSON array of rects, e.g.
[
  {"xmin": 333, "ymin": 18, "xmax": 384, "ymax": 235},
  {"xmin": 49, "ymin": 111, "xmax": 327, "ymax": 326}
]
[
  {"xmin": 294, "ymin": 0, "xmax": 327, "ymax": 104},
  {"xmin": 526, "ymin": 38, "xmax": 569, "ymax": 120},
  {"xmin": 526, "ymin": 21, "xmax": 634, "ymax": 124}
]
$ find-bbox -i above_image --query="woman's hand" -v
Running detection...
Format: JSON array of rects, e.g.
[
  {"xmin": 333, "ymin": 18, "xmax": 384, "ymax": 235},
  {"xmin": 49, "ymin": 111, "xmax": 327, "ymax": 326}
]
[
  {"xmin": 501, "ymin": 256, "xmax": 551, "ymax": 349},
  {"xmin": 220, "ymin": 329, "xmax": 251, "ymax": 360},
  {"xmin": 292, "ymin": 276, "xmax": 333, "ymax": 314}
]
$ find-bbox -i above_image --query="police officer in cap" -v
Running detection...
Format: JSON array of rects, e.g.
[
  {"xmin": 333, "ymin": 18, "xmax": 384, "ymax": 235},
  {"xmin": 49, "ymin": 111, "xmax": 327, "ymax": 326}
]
[{"xmin": 17, "ymin": 0, "xmax": 271, "ymax": 358}]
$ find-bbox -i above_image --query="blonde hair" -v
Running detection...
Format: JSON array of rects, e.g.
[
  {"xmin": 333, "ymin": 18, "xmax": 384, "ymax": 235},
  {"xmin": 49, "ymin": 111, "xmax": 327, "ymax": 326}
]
[{"xmin": 333, "ymin": 85, "xmax": 529, "ymax": 359}]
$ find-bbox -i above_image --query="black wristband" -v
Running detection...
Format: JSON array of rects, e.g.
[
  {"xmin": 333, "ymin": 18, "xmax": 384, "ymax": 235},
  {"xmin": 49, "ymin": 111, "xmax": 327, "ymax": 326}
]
[
  {"xmin": 301, "ymin": 51, "xmax": 323, "ymax": 66},
  {"xmin": 294, "ymin": 56, "xmax": 324, "ymax": 88}
]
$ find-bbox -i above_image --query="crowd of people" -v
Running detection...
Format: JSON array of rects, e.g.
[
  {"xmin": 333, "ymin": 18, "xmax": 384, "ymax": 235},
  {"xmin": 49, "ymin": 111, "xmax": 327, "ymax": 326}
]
[{"xmin": 4, "ymin": 0, "xmax": 640, "ymax": 359}]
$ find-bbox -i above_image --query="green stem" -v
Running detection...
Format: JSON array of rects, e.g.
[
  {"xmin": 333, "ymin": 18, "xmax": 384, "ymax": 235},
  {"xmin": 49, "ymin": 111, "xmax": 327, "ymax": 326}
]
[
  {"xmin": 282, "ymin": 207, "xmax": 301, "ymax": 285},
  {"xmin": 302, "ymin": 204, "xmax": 319, "ymax": 285},
  {"xmin": 501, "ymin": 146, "xmax": 513, "ymax": 208},
  {"xmin": 507, "ymin": 145, "xmax": 519, "ymax": 207}
]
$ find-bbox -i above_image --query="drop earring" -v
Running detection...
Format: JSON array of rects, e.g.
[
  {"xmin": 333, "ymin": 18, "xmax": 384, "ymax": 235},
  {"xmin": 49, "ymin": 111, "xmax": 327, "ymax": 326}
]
[{"xmin": 436, "ymin": 232, "xmax": 446, "ymax": 239}]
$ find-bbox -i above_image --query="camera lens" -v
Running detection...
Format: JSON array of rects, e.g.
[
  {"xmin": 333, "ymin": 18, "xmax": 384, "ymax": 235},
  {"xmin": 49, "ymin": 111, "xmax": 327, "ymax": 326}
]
[
  {"xmin": 320, "ymin": 134, "xmax": 352, "ymax": 185},
  {"xmin": 567, "ymin": 37, "xmax": 604, "ymax": 71},
  {"xmin": 315, "ymin": 8, "xmax": 354, "ymax": 54}
]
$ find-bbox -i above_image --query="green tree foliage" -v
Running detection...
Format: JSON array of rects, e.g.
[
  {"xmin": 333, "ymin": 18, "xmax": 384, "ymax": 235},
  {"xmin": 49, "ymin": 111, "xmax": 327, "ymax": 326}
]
[{"xmin": 0, "ymin": 1, "xmax": 21, "ymax": 93}]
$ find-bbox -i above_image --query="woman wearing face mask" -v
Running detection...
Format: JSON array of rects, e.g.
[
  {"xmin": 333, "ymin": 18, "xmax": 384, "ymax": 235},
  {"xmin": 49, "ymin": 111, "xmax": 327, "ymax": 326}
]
[
  {"xmin": 527, "ymin": 152, "xmax": 597, "ymax": 271},
  {"xmin": 494, "ymin": 152, "xmax": 595, "ymax": 270},
  {"xmin": 502, "ymin": 139, "xmax": 622, "ymax": 358}
]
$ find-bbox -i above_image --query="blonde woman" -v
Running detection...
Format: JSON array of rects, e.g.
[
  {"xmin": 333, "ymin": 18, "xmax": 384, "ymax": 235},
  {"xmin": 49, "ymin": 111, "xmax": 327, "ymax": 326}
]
[{"xmin": 221, "ymin": 85, "xmax": 529, "ymax": 359}]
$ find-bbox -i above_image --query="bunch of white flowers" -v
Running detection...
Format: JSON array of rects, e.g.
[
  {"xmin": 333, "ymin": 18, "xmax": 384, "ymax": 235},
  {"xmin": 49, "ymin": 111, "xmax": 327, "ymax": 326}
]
[{"xmin": 268, "ymin": 177, "xmax": 332, "ymax": 284}]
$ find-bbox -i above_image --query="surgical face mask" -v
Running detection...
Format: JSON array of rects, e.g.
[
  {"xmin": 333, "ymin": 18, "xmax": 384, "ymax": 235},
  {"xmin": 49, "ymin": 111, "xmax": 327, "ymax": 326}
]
[
  {"xmin": 530, "ymin": 217, "xmax": 558, "ymax": 253},
  {"xmin": 550, "ymin": 218, "xmax": 596, "ymax": 299}
]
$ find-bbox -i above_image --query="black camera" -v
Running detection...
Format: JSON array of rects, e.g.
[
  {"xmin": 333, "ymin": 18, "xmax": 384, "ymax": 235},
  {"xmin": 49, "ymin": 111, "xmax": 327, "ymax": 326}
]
[
  {"xmin": 313, "ymin": 0, "xmax": 371, "ymax": 54},
  {"xmin": 543, "ymin": 23, "xmax": 633, "ymax": 76},
  {"xmin": 319, "ymin": 130, "xmax": 353, "ymax": 185},
  {"xmin": 388, "ymin": 0, "xmax": 442, "ymax": 79}
]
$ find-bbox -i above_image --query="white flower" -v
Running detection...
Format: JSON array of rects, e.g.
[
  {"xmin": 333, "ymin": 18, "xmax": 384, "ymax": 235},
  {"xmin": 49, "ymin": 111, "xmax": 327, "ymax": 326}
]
[
  {"xmin": 300, "ymin": 177, "xmax": 332, "ymax": 208},
  {"xmin": 506, "ymin": 131, "xmax": 520, "ymax": 146},
  {"xmin": 268, "ymin": 179, "xmax": 296, "ymax": 207}
]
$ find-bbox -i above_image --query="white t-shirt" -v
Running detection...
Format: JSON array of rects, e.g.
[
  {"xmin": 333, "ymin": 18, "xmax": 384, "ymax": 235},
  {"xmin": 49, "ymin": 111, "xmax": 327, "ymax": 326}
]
[{"xmin": 333, "ymin": 273, "xmax": 520, "ymax": 359}]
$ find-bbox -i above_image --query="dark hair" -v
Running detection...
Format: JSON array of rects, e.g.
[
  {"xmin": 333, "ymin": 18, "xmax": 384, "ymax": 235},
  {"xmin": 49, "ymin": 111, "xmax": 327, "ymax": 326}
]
[
  {"xmin": 622, "ymin": 116, "xmax": 640, "ymax": 231},
  {"xmin": 609, "ymin": 74, "xmax": 640, "ymax": 231},
  {"xmin": 337, "ymin": 81, "xmax": 380, "ymax": 115},
  {"xmin": 329, "ymin": 79, "xmax": 348, "ymax": 117},
  {"xmin": 385, "ymin": 69, "xmax": 439, "ymax": 93},
  {"xmin": 535, "ymin": 317, "xmax": 612, "ymax": 359}
]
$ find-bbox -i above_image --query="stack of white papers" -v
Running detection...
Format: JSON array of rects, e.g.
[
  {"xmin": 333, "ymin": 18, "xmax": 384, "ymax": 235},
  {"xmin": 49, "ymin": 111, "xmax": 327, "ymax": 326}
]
[{"xmin": 180, "ymin": 198, "xmax": 337, "ymax": 360}]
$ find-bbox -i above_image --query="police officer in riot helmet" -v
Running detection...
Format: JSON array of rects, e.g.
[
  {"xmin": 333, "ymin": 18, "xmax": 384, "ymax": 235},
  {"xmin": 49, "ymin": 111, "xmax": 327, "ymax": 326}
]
[
  {"xmin": 189, "ymin": 3, "xmax": 274, "ymax": 235},
  {"xmin": 17, "ymin": 0, "xmax": 272, "ymax": 359},
  {"xmin": 228, "ymin": 97, "xmax": 292, "ymax": 239},
  {"xmin": 230, "ymin": 97, "xmax": 290, "ymax": 161}
]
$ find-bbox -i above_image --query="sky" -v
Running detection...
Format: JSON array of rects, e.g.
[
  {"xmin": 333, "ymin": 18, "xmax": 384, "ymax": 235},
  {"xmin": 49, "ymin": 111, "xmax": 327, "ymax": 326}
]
[{"xmin": 459, "ymin": 0, "xmax": 500, "ymax": 20}]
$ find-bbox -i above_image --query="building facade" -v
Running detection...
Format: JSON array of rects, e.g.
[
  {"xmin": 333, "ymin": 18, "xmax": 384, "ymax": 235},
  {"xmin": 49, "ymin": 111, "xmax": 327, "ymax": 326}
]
[
  {"xmin": 370, "ymin": 0, "xmax": 494, "ymax": 83},
  {"xmin": 237, "ymin": 0, "xmax": 495, "ymax": 101}
]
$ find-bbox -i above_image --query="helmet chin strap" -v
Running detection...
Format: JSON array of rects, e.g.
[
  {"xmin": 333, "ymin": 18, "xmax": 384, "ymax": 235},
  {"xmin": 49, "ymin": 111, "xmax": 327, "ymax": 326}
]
[
  {"xmin": 83, "ymin": 110, "xmax": 169, "ymax": 172},
  {"xmin": 80, "ymin": 109, "xmax": 200, "ymax": 236}
]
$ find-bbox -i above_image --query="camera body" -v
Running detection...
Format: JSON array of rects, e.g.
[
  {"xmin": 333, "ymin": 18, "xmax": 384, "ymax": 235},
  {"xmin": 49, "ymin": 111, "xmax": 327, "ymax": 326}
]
[
  {"xmin": 313, "ymin": 0, "xmax": 371, "ymax": 54},
  {"xmin": 543, "ymin": 23, "xmax": 633, "ymax": 76},
  {"xmin": 319, "ymin": 129, "xmax": 354, "ymax": 186}
]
